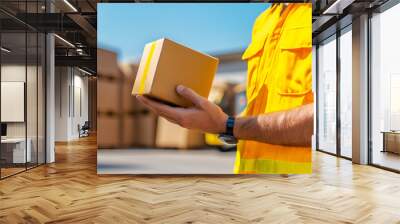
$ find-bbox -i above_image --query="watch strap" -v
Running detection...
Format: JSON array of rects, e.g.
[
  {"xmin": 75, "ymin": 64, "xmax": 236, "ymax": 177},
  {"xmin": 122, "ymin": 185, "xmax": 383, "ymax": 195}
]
[{"xmin": 225, "ymin": 116, "xmax": 235, "ymax": 137}]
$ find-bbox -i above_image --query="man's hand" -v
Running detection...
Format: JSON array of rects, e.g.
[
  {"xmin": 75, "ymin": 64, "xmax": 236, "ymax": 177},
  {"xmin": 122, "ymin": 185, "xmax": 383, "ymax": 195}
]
[
  {"xmin": 136, "ymin": 85, "xmax": 228, "ymax": 134},
  {"xmin": 136, "ymin": 85, "xmax": 314, "ymax": 146}
]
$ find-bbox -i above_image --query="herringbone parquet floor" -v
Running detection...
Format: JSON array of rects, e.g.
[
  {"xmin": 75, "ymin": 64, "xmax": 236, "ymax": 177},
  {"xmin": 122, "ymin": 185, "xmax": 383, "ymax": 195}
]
[{"xmin": 1, "ymin": 135, "xmax": 400, "ymax": 224}]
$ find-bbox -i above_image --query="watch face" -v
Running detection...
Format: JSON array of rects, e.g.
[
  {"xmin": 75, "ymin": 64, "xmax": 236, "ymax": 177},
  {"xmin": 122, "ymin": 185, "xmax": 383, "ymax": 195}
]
[{"xmin": 218, "ymin": 134, "xmax": 238, "ymax": 145}]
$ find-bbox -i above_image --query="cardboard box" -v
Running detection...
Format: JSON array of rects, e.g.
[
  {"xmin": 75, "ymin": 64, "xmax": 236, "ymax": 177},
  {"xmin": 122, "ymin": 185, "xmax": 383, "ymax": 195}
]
[
  {"xmin": 97, "ymin": 115, "xmax": 120, "ymax": 148},
  {"xmin": 122, "ymin": 79, "xmax": 136, "ymax": 113},
  {"xmin": 119, "ymin": 63, "xmax": 138, "ymax": 81},
  {"xmin": 121, "ymin": 115, "xmax": 137, "ymax": 148},
  {"xmin": 208, "ymin": 81, "xmax": 228, "ymax": 105},
  {"xmin": 135, "ymin": 112, "xmax": 158, "ymax": 147},
  {"xmin": 208, "ymin": 81, "xmax": 236, "ymax": 115},
  {"xmin": 97, "ymin": 49, "xmax": 121, "ymax": 78},
  {"xmin": 132, "ymin": 38, "xmax": 218, "ymax": 107},
  {"xmin": 156, "ymin": 117, "xmax": 204, "ymax": 149},
  {"xmin": 119, "ymin": 63, "xmax": 148, "ymax": 113},
  {"xmin": 97, "ymin": 78, "xmax": 121, "ymax": 113}
]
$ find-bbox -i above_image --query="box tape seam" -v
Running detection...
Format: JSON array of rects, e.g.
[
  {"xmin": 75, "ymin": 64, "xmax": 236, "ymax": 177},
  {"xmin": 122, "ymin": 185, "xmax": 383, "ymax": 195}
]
[{"xmin": 139, "ymin": 41, "xmax": 157, "ymax": 94}]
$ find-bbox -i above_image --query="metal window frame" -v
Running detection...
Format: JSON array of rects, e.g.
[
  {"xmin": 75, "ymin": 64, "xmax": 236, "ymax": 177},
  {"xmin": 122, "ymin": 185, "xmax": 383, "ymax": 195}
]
[
  {"xmin": 315, "ymin": 20, "xmax": 353, "ymax": 161},
  {"xmin": 338, "ymin": 23, "xmax": 352, "ymax": 160},
  {"xmin": 315, "ymin": 32, "xmax": 340, "ymax": 157}
]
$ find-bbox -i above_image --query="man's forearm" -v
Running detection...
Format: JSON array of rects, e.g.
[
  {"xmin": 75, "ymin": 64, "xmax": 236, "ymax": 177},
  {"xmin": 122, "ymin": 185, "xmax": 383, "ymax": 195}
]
[{"xmin": 234, "ymin": 104, "xmax": 314, "ymax": 147}]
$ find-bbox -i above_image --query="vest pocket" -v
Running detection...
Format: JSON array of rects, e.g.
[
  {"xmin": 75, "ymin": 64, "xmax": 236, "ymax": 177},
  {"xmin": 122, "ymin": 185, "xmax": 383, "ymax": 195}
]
[
  {"xmin": 278, "ymin": 89, "xmax": 311, "ymax": 97},
  {"xmin": 280, "ymin": 26, "xmax": 311, "ymax": 50},
  {"xmin": 274, "ymin": 89, "xmax": 312, "ymax": 111},
  {"xmin": 242, "ymin": 34, "xmax": 268, "ymax": 60},
  {"xmin": 276, "ymin": 26, "xmax": 312, "ymax": 95}
]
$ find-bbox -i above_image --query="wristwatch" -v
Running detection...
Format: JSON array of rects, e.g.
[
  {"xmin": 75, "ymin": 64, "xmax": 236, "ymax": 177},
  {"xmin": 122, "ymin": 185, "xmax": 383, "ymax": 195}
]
[{"xmin": 218, "ymin": 116, "xmax": 238, "ymax": 145}]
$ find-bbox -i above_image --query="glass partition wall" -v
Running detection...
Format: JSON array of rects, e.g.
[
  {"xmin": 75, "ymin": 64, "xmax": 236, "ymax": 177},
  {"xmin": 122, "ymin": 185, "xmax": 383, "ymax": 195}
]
[
  {"xmin": 316, "ymin": 26, "xmax": 353, "ymax": 159},
  {"xmin": 339, "ymin": 27, "xmax": 352, "ymax": 159},
  {"xmin": 316, "ymin": 0, "xmax": 400, "ymax": 172},
  {"xmin": 370, "ymin": 3, "xmax": 400, "ymax": 172},
  {"xmin": 0, "ymin": 30, "xmax": 27, "ymax": 177},
  {"xmin": 0, "ymin": 1, "xmax": 46, "ymax": 179},
  {"xmin": 317, "ymin": 35, "xmax": 337, "ymax": 155}
]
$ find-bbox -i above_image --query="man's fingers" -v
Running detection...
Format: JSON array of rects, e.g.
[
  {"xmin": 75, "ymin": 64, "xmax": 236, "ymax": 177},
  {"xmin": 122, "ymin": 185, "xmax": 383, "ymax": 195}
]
[
  {"xmin": 136, "ymin": 95, "xmax": 161, "ymax": 115},
  {"xmin": 176, "ymin": 85, "xmax": 204, "ymax": 107},
  {"xmin": 161, "ymin": 115, "xmax": 180, "ymax": 125},
  {"xmin": 136, "ymin": 95, "xmax": 181, "ymax": 122},
  {"xmin": 136, "ymin": 95, "xmax": 157, "ymax": 113}
]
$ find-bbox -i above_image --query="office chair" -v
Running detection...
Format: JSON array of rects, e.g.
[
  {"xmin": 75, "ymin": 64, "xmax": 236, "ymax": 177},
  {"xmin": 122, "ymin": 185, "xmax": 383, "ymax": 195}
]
[{"xmin": 79, "ymin": 121, "xmax": 90, "ymax": 138}]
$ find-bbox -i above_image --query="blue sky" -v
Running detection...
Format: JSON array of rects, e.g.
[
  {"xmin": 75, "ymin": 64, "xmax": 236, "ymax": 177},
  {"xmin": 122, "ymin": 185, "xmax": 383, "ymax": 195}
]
[{"xmin": 98, "ymin": 3, "xmax": 270, "ymax": 62}]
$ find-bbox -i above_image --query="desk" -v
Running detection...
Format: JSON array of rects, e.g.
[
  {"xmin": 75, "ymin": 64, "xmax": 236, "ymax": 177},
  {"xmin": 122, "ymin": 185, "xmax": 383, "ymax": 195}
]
[
  {"xmin": 381, "ymin": 131, "xmax": 400, "ymax": 154},
  {"xmin": 1, "ymin": 138, "xmax": 31, "ymax": 163}
]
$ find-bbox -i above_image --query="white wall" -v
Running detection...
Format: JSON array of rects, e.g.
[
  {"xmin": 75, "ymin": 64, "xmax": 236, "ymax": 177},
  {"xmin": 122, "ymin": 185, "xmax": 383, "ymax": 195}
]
[
  {"xmin": 1, "ymin": 65, "xmax": 26, "ymax": 128},
  {"xmin": 1, "ymin": 65, "xmax": 31, "ymax": 138},
  {"xmin": 71, "ymin": 73, "xmax": 89, "ymax": 138},
  {"xmin": 1, "ymin": 82, "xmax": 25, "ymax": 122},
  {"xmin": 55, "ymin": 67, "xmax": 89, "ymax": 141},
  {"xmin": 1, "ymin": 64, "xmax": 26, "ymax": 81},
  {"xmin": 55, "ymin": 66, "xmax": 69, "ymax": 141}
]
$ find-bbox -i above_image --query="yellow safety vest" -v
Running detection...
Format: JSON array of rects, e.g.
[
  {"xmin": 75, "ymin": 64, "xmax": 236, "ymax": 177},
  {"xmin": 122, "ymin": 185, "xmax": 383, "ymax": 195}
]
[{"xmin": 235, "ymin": 3, "xmax": 313, "ymax": 174}]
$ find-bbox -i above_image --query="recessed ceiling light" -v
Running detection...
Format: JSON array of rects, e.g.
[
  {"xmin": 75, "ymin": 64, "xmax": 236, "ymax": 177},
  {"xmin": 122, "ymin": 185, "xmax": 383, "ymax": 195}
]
[
  {"xmin": 63, "ymin": 0, "xmax": 78, "ymax": 12},
  {"xmin": 323, "ymin": 0, "xmax": 355, "ymax": 15},
  {"xmin": 54, "ymin": 34, "xmax": 75, "ymax": 48},
  {"xmin": 78, "ymin": 67, "xmax": 93, "ymax": 76},
  {"xmin": 1, "ymin": 47, "xmax": 11, "ymax": 53}
]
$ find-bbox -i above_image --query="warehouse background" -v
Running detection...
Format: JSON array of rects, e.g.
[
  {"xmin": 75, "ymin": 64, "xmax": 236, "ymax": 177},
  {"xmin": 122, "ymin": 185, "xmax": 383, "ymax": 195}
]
[
  {"xmin": 96, "ymin": 3, "xmax": 269, "ymax": 174},
  {"xmin": 96, "ymin": 48, "xmax": 247, "ymax": 174}
]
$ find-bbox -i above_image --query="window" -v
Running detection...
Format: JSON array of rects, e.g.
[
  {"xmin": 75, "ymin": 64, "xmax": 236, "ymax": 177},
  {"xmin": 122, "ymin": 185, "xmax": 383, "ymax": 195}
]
[
  {"xmin": 339, "ymin": 27, "xmax": 352, "ymax": 158},
  {"xmin": 370, "ymin": 3, "xmax": 400, "ymax": 171},
  {"xmin": 317, "ymin": 35, "xmax": 337, "ymax": 154}
]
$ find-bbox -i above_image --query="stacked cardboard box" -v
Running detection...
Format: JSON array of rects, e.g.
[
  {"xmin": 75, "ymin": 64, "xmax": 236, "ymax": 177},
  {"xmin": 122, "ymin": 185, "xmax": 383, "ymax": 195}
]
[
  {"xmin": 97, "ymin": 48, "xmax": 158, "ymax": 149},
  {"xmin": 97, "ymin": 49, "xmax": 123, "ymax": 149},
  {"xmin": 97, "ymin": 79, "xmax": 119, "ymax": 112},
  {"xmin": 97, "ymin": 115, "xmax": 119, "ymax": 148},
  {"xmin": 119, "ymin": 63, "xmax": 137, "ymax": 148},
  {"xmin": 156, "ymin": 117, "xmax": 205, "ymax": 149},
  {"xmin": 97, "ymin": 49, "xmax": 121, "ymax": 76},
  {"xmin": 120, "ymin": 63, "xmax": 140, "ymax": 113},
  {"xmin": 120, "ymin": 63, "xmax": 158, "ymax": 148},
  {"xmin": 135, "ymin": 111, "xmax": 157, "ymax": 147}
]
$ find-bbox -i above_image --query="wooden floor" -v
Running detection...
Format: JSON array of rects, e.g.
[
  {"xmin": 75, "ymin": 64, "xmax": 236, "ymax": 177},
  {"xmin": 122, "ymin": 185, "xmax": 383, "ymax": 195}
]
[
  {"xmin": 1, "ymin": 135, "xmax": 400, "ymax": 223},
  {"xmin": 1, "ymin": 167, "xmax": 26, "ymax": 178}
]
